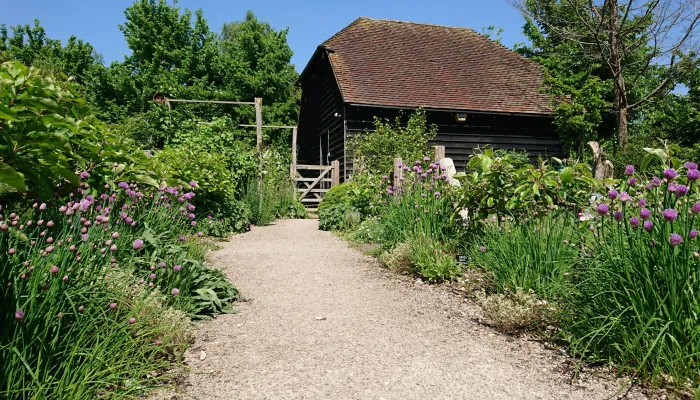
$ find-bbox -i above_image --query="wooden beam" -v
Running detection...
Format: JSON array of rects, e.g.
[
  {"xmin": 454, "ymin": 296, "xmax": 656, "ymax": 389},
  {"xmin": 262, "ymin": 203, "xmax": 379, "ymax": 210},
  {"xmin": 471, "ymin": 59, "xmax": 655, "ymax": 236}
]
[
  {"xmin": 295, "ymin": 178, "xmax": 332, "ymax": 183},
  {"xmin": 393, "ymin": 157, "xmax": 403, "ymax": 188},
  {"xmin": 255, "ymin": 97, "xmax": 263, "ymax": 209},
  {"xmin": 239, "ymin": 124, "xmax": 297, "ymax": 129},
  {"xmin": 290, "ymin": 127, "xmax": 297, "ymax": 179},
  {"xmin": 166, "ymin": 98, "xmax": 256, "ymax": 105},
  {"xmin": 331, "ymin": 160, "xmax": 340, "ymax": 186},
  {"xmin": 296, "ymin": 165, "xmax": 332, "ymax": 171},
  {"xmin": 434, "ymin": 145, "xmax": 446, "ymax": 161}
]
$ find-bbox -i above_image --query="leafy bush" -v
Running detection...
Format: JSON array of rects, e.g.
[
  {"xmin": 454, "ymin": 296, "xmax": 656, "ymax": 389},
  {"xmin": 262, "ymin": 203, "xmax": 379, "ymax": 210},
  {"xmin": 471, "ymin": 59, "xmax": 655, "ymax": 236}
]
[
  {"xmin": 468, "ymin": 214, "xmax": 579, "ymax": 300},
  {"xmin": 408, "ymin": 234, "xmax": 462, "ymax": 282},
  {"xmin": 455, "ymin": 147, "xmax": 600, "ymax": 221},
  {"xmin": 274, "ymin": 180, "xmax": 306, "ymax": 219},
  {"xmin": 318, "ymin": 182, "xmax": 356, "ymax": 231},
  {"xmin": 0, "ymin": 61, "xmax": 158, "ymax": 199},
  {"xmin": 562, "ymin": 161, "xmax": 700, "ymax": 385},
  {"xmin": 349, "ymin": 109, "xmax": 437, "ymax": 174}
]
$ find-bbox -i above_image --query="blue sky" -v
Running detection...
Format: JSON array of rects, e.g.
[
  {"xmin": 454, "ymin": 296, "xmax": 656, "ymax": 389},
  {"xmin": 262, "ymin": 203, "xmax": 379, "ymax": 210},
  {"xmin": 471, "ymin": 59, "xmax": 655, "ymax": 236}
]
[{"xmin": 2, "ymin": 0, "xmax": 531, "ymax": 71}]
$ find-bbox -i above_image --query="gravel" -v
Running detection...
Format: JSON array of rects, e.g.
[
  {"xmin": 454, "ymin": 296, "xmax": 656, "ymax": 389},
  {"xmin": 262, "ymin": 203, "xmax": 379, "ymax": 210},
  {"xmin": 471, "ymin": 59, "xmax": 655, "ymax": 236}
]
[{"xmin": 175, "ymin": 219, "xmax": 645, "ymax": 400}]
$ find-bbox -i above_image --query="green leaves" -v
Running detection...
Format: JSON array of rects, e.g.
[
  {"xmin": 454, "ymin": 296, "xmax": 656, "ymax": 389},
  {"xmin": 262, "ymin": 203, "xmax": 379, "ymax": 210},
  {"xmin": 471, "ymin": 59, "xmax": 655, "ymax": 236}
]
[{"xmin": 0, "ymin": 163, "xmax": 26, "ymax": 192}]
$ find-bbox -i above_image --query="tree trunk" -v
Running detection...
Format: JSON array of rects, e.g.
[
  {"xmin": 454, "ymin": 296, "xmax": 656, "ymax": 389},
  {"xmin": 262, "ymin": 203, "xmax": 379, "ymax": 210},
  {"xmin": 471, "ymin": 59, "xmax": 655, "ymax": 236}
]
[{"xmin": 617, "ymin": 107, "xmax": 629, "ymax": 149}]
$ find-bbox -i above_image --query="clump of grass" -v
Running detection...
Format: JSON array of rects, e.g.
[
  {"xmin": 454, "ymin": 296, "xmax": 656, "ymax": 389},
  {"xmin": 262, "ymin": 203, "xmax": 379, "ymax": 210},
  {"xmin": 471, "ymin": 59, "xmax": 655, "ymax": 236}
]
[{"xmin": 468, "ymin": 213, "xmax": 579, "ymax": 301}]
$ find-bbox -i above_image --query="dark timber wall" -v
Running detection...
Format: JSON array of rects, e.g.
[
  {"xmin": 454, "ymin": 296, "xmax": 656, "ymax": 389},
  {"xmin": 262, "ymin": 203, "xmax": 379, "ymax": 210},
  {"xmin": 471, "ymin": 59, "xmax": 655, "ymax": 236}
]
[
  {"xmin": 344, "ymin": 105, "xmax": 562, "ymax": 178},
  {"xmin": 297, "ymin": 50, "xmax": 346, "ymax": 178}
]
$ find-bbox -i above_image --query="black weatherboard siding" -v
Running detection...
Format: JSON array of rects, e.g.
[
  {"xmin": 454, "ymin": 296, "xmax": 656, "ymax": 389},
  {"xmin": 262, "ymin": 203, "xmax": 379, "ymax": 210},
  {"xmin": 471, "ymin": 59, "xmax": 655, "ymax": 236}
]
[
  {"xmin": 344, "ymin": 106, "xmax": 563, "ymax": 175},
  {"xmin": 296, "ymin": 49, "xmax": 346, "ymax": 178}
]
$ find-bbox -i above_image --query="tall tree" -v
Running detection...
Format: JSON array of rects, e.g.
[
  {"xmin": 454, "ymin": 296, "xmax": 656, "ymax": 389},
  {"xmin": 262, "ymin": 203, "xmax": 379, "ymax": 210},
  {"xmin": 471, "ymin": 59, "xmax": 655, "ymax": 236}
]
[
  {"xmin": 515, "ymin": 0, "xmax": 700, "ymax": 149},
  {"xmin": 0, "ymin": 20, "xmax": 98, "ymax": 84}
]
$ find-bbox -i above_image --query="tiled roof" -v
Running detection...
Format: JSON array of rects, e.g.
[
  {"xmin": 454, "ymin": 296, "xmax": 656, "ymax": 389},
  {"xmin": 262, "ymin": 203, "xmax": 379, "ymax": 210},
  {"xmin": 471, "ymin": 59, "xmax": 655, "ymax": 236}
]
[{"xmin": 321, "ymin": 17, "xmax": 553, "ymax": 115}]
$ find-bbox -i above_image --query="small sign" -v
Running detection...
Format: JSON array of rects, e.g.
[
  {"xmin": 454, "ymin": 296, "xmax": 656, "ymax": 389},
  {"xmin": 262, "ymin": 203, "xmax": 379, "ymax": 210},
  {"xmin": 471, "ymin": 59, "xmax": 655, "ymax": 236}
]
[{"xmin": 457, "ymin": 255, "xmax": 469, "ymax": 265}]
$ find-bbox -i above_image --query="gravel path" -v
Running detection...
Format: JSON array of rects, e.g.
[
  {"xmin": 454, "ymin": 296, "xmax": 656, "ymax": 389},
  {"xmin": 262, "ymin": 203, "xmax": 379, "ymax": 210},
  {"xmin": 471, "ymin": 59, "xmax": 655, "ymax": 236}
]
[{"xmin": 179, "ymin": 219, "xmax": 639, "ymax": 400}]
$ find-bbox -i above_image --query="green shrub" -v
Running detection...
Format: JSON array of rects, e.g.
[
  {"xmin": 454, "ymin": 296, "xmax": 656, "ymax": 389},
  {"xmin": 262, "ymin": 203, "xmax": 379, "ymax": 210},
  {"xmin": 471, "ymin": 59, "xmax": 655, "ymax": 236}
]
[
  {"xmin": 318, "ymin": 182, "xmax": 356, "ymax": 231},
  {"xmin": 468, "ymin": 214, "xmax": 579, "ymax": 301},
  {"xmin": 274, "ymin": 180, "xmax": 306, "ymax": 219},
  {"xmin": 455, "ymin": 147, "xmax": 600, "ymax": 221},
  {"xmin": 349, "ymin": 109, "xmax": 436, "ymax": 174},
  {"xmin": 408, "ymin": 235, "xmax": 462, "ymax": 282}
]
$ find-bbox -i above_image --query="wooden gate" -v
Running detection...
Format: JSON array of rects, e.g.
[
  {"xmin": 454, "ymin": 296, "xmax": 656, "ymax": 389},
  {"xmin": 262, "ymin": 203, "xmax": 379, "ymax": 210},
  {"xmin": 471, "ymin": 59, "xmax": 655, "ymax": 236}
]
[{"xmin": 294, "ymin": 160, "xmax": 339, "ymax": 211}]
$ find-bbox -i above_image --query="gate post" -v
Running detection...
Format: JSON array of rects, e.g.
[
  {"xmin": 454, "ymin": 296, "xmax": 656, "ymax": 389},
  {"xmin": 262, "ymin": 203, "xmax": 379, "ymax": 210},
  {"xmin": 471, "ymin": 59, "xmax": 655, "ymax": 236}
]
[
  {"xmin": 393, "ymin": 157, "xmax": 403, "ymax": 188},
  {"xmin": 434, "ymin": 145, "xmax": 445, "ymax": 162},
  {"xmin": 331, "ymin": 160, "xmax": 340, "ymax": 187}
]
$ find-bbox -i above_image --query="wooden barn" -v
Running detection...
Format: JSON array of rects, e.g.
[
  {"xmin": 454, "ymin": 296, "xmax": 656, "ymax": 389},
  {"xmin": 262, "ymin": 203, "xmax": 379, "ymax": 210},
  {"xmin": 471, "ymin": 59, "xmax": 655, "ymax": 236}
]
[{"xmin": 296, "ymin": 17, "xmax": 562, "ymax": 181}]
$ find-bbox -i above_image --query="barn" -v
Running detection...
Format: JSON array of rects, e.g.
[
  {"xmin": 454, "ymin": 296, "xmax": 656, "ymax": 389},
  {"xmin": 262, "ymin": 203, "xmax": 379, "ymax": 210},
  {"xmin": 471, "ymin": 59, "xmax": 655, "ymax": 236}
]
[{"xmin": 296, "ymin": 17, "xmax": 562, "ymax": 181}]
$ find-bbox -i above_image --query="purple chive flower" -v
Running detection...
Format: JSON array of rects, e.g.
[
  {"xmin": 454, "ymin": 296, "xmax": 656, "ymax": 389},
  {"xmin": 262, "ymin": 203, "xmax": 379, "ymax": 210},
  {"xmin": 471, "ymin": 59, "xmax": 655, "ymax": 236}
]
[
  {"xmin": 684, "ymin": 162, "xmax": 698, "ymax": 170},
  {"xmin": 15, "ymin": 309, "xmax": 24, "ymax": 320},
  {"xmin": 8, "ymin": 248, "xmax": 15, "ymax": 255},
  {"xmin": 191, "ymin": 221, "xmax": 197, "ymax": 226},
  {"xmin": 624, "ymin": 165, "xmax": 635, "ymax": 175},
  {"xmin": 178, "ymin": 235, "xmax": 185, "ymax": 241},
  {"xmin": 669, "ymin": 183, "xmax": 677, "ymax": 193},
  {"xmin": 627, "ymin": 178, "xmax": 636, "ymax": 186},
  {"xmin": 690, "ymin": 229, "xmax": 698, "ymax": 239},
  {"xmin": 197, "ymin": 232, "xmax": 203, "ymax": 237},
  {"xmin": 664, "ymin": 169, "xmax": 677, "ymax": 180},
  {"xmin": 50, "ymin": 265, "xmax": 59, "ymax": 274},
  {"xmin": 78, "ymin": 305, "xmax": 84, "ymax": 312},
  {"xmin": 132, "ymin": 239, "xmax": 144, "ymax": 250},
  {"xmin": 675, "ymin": 185, "xmax": 689, "ymax": 197},
  {"xmin": 619, "ymin": 192, "xmax": 630, "ymax": 202},
  {"xmin": 669, "ymin": 233, "xmax": 684, "ymax": 246},
  {"xmin": 81, "ymin": 234, "xmax": 89, "ymax": 241},
  {"xmin": 387, "ymin": 189, "xmax": 394, "ymax": 195},
  {"xmin": 692, "ymin": 203, "xmax": 700, "ymax": 214},
  {"xmin": 109, "ymin": 303, "xmax": 117, "ymax": 310},
  {"xmin": 614, "ymin": 211, "xmax": 623, "ymax": 221},
  {"xmin": 80, "ymin": 171, "xmax": 89, "ymax": 179},
  {"xmin": 607, "ymin": 189, "xmax": 618, "ymax": 200},
  {"xmin": 171, "ymin": 288, "xmax": 180, "ymax": 296},
  {"xmin": 630, "ymin": 217, "xmax": 640, "ymax": 227},
  {"xmin": 637, "ymin": 198, "xmax": 647, "ymax": 207},
  {"xmin": 434, "ymin": 192, "xmax": 441, "ymax": 198},
  {"xmin": 662, "ymin": 209, "xmax": 678, "ymax": 221},
  {"xmin": 651, "ymin": 177, "xmax": 661, "ymax": 187},
  {"xmin": 149, "ymin": 273, "xmax": 156, "ymax": 280},
  {"xmin": 173, "ymin": 265, "xmax": 182, "ymax": 272},
  {"xmin": 644, "ymin": 220, "xmax": 654, "ymax": 232},
  {"xmin": 110, "ymin": 245, "xmax": 117, "ymax": 252},
  {"xmin": 128, "ymin": 317, "xmax": 136, "ymax": 324},
  {"xmin": 479, "ymin": 246, "xmax": 487, "ymax": 253},
  {"xmin": 688, "ymin": 168, "xmax": 700, "ymax": 181},
  {"xmin": 640, "ymin": 208, "xmax": 652, "ymax": 220},
  {"xmin": 596, "ymin": 203, "xmax": 610, "ymax": 215},
  {"xmin": 189, "ymin": 180, "xmax": 198, "ymax": 188},
  {"xmin": 62, "ymin": 275, "xmax": 69, "ymax": 282},
  {"xmin": 423, "ymin": 156, "xmax": 431, "ymax": 162}
]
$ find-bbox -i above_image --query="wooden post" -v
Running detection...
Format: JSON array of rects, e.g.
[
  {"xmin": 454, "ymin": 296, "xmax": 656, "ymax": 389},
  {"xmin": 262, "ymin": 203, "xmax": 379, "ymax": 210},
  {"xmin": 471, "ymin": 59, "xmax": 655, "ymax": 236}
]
[
  {"xmin": 393, "ymin": 157, "xmax": 403, "ymax": 188},
  {"xmin": 255, "ymin": 97, "xmax": 263, "ymax": 209},
  {"xmin": 331, "ymin": 160, "xmax": 340, "ymax": 187},
  {"xmin": 434, "ymin": 145, "xmax": 445, "ymax": 162},
  {"xmin": 290, "ymin": 126, "xmax": 297, "ymax": 179}
]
